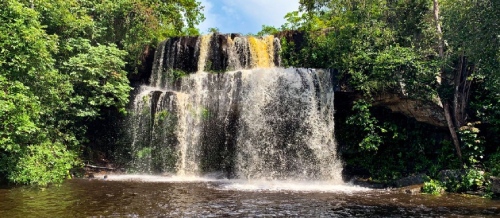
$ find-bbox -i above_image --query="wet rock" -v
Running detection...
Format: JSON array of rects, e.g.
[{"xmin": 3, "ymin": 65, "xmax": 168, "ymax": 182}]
[
  {"xmin": 402, "ymin": 184, "xmax": 423, "ymax": 195},
  {"xmin": 349, "ymin": 177, "xmax": 387, "ymax": 189},
  {"xmin": 465, "ymin": 190, "xmax": 485, "ymax": 196},
  {"xmin": 437, "ymin": 169, "xmax": 464, "ymax": 183},
  {"xmin": 393, "ymin": 173, "xmax": 427, "ymax": 187},
  {"xmin": 207, "ymin": 34, "xmax": 229, "ymax": 72},
  {"xmin": 491, "ymin": 176, "xmax": 500, "ymax": 194}
]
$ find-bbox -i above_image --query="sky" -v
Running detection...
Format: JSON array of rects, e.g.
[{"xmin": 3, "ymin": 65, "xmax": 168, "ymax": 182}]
[{"xmin": 197, "ymin": 0, "xmax": 300, "ymax": 34}]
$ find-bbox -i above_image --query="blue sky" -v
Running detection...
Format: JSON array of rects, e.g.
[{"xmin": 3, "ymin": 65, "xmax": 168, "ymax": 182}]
[{"xmin": 197, "ymin": 0, "xmax": 300, "ymax": 34}]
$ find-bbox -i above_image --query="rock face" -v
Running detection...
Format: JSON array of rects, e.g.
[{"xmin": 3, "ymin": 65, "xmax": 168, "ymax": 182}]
[
  {"xmin": 491, "ymin": 176, "xmax": 500, "ymax": 194},
  {"xmin": 135, "ymin": 32, "xmax": 447, "ymax": 127},
  {"xmin": 372, "ymin": 93, "xmax": 446, "ymax": 127}
]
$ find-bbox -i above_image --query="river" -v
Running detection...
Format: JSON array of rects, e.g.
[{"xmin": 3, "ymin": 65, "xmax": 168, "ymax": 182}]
[{"xmin": 1, "ymin": 175, "xmax": 499, "ymax": 217}]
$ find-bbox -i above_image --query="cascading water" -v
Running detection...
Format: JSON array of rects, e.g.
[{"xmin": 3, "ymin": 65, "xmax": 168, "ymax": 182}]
[{"xmin": 128, "ymin": 34, "xmax": 342, "ymax": 182}]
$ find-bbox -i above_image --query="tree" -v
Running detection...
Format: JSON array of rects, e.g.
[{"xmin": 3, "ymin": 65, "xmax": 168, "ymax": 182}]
[
  {"xmin": 0, "ymin": 0, "xmax": 205, "ymax": 185},
  {"xmin": 433, "ymin": 0, "xmax": 463, "ymax": 161},
  {"xmin": 0, "ymin": 0, "xmax": 75, "ymax": 185},
  {"xmin": 290, "ymin": 0, "xmax": 500, "ymax": 172}
]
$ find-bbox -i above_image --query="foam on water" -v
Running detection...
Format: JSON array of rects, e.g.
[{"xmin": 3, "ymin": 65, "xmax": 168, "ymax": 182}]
[
  {"xmin": 101, "ymin": 175, "xmax": 370, "ymax": 193},
  {"xmin": 104, "ymin": 175, "xmax": 218, "ymax": 183},
  {"xmin": 216, "ymin": 179, "xmax": 371, "ymax": 193}
]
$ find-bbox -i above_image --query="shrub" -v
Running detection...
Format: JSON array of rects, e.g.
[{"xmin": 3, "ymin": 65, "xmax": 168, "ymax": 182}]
[
  {"xmin": 422, "ymin": 179, "xmax": 445, "ymax": 195},
  {"xmin": 8, "ymin": 142, "xmax": 80, "ymax": 186},
  {"xmin": 487, "ymin": 149, "xmax": 500, "ymax": 177}
]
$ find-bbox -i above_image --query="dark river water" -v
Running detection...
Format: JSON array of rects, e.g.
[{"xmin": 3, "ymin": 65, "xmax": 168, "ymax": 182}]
[{"xmin": 0, "ymin": 175, "xmax": 499, "ymax": 217}]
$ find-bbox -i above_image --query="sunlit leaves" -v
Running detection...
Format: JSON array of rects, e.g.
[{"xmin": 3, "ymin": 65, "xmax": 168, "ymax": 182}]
[
  {"xmin": 8, "ymin": 142, "xmax": 79, "ymax": 186},
  {"xmin": 64, "ymin": 40, "xmax": 131, "ymax": 117},
  {"xmin": 0, "ymin": 0, "xmax": 204, "ymax": 185}
]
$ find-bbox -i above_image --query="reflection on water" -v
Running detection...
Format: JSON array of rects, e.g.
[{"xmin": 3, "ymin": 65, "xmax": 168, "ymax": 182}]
[{"xmin": 0, "ymin": 177, "xmax": 499, "ymax": 217}]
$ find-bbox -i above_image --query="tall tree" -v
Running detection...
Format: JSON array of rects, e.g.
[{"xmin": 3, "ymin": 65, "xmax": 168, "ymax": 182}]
[
  {"xmin": 433, "ymin": 0, "xmax": 463, "ymax": 161},
  {"xmin": 0, "ymin": 0, "xmax": 205, "ymax": 185}
]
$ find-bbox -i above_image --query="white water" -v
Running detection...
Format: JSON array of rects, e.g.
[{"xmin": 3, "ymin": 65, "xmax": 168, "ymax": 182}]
[
  {"xmin": 103, "ymin": 175, "xmax": 370, "ymax": 193},
  {"xmin": 217, "ymin": 179, "xmax": 370, "ymax": 193},
  {"xmin": 104, "ymin": 174, "xmax": 217, "ymax": 183},
  {"xmin": 128, "ymin": 34, "xmax": 343, "ymax": 186},
  {"xmin": 235, "ymin": 68, "xmax": 340, "ymax": 181}
]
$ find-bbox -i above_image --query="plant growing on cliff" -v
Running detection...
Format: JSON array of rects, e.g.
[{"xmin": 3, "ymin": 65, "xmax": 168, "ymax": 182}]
[{"xmin": 346, "ymin": 100, "xmax": 383, "ymax": 151}]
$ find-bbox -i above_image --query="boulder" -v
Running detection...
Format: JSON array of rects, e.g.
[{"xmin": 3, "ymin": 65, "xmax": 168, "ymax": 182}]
[
  {"xmin": 393, "ymin": 173, "xmax": 428, "ymax": 187},
  {"xmin": 437, "ymin": 169, "xmax": 463, "ymax": 183},
  {"xmin": 402, "ymin": 185, "xmax": 423, "ymax": 195},
  {"xmin": 491, "ymin": 176, "xmax": 500, "ymax": 194}
]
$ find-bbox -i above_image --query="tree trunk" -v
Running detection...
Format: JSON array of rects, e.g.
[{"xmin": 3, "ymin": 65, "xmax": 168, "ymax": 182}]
[
  {"xmin": 443, "ymin": 102, "xmax": 463, "ymax": 159},
  {"xmin": 433, "ymin": 0, "xmax": 463, "ymax": 162}
]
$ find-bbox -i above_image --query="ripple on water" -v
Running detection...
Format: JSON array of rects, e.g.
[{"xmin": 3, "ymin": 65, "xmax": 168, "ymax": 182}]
[{"xmin": 0, "ymin": 177, "xmax": 499, "ymax": 217}]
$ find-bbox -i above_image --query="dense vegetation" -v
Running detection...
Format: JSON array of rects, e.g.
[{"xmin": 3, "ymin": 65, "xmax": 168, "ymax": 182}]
[
  {"xmin": 263, "ymin": 0, "xmax": 499, "ymax": 194},
  {"xmin": 0, "ymin": 0, "xmax": 204, "ymax": 185},
  {"xmin": 1, "ymin": 0, "xmax": 498, "ymax": 196}
]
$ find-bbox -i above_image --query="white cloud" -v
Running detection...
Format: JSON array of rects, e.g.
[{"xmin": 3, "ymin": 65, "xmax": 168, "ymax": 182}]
[{"xmin": 197, "ymin": 0, "xmax": 300, "ymax": 34}]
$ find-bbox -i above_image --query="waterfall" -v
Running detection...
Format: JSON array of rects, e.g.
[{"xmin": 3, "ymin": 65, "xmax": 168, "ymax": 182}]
[
  {"xmin": 197, "ymin": 33, "xmax": 213, "ymax": 73},
  {"xmin": 128, "ymin": 34, "xmax": 342, "ymax": 182}
]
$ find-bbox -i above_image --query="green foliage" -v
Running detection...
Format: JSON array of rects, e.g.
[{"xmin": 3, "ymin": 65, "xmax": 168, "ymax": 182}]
[
  {"xmin": 279, "ymin": 38, "xmax": 301, "ymax": 67},
  {"xmin": 438, "ymin": 169, "xmax": 485, "ymax": 193},
  {"xmin": 64, "ymin": 40, "xmax": 131, "ymax": 116},
  {"xmin": 0, "ymin": 77, "xmax": 41, "ymax": 152},
  {"xmin": 462, "ymin": 169, "xmax": 485, "ymax": 191},
  {"xmin": 432, "ymin": 140, "xmax": 461, "ymax": 176},
  {"xmin": 201, "ymin": 108, "xmax": 211, "ymax": 120},
  {"xmin": 458, "ymin": 122, "xmax": 484, "ymax": 168},
  {"xmin": 257, "ymin": 25, "xmax": 280, "ymax": 37},
  {"xmin": 156, "ymin": 110, "xmax": 170, "ymax": 122},
  {"xmin": 282, "ymin": 0, "xmax": 499, "ymax": 191},
  {"xmin": 91, "ymin": 0, "xmax": 204, "ymax": 70},
  {"xmin": 422, "ymin": 179, "xmax": 445, "ymax": 195},
  {"xmin": 136, "ymin": 147, "xmax": 152, "ymax": 159},
  {"xmin": 281, "ymin": 0, "xmax": 439, "ymax": 102},
  {"xmin": 8, "ymin": 142, "xmax": 79, "ymax": 186},
  {"xmin": 486, "ymin": 149, "xmax": 500, "ymax": 177},
  {"xmin": 0, "ymin": 0, "xmax": 203, "ymax": 185},
  {"xmin": 207, "ymin": 27, "xmax": 220, "ymax": 34},
  {"xmin": 346, "ymin": 100, "xmax": 382, "ymax": 151},
  {"xmin": 171, "ymin": 69, "xmax": 188, "ymax": 81},
  {"xmin": 0, "ymin": 0, "xmax": 77, "ymax": 185},
  {"xmin": 340, "ymin": 105, "xmax": 451, "ymax": 182},
  {"xmin": 442, "ymin": 0, "xmax": 500, "ymax": 168}
]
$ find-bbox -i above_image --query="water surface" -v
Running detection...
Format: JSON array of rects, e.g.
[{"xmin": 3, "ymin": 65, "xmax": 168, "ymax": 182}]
[{"xmin": 1, "ymin": 176, "xmax": 499, "ymax": 217}]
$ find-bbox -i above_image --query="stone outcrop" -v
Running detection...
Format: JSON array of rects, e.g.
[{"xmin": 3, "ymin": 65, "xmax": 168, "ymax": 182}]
[
  {"xmin": 393, "ymin": 173, "xmax": 428, "ymax": 187},
  {"xmin": 491, "ymin": 176, "xmax": 500, "ymax": 194},
  {"xmin": 372, "ymin": 93, "xmax": 446, "ymax": 127}
]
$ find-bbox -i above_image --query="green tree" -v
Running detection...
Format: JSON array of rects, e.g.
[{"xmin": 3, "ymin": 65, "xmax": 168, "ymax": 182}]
[
  {"xmin": 0, "ymin": 0, "xmax": 205, "ymax": 185},
  {"xmin": 286, "ymin": 0, "xmax": 500, "ymax": 185},
  {"xmin": 0, "ymin": 0, "xmax": 76, "ymax": 185}
]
